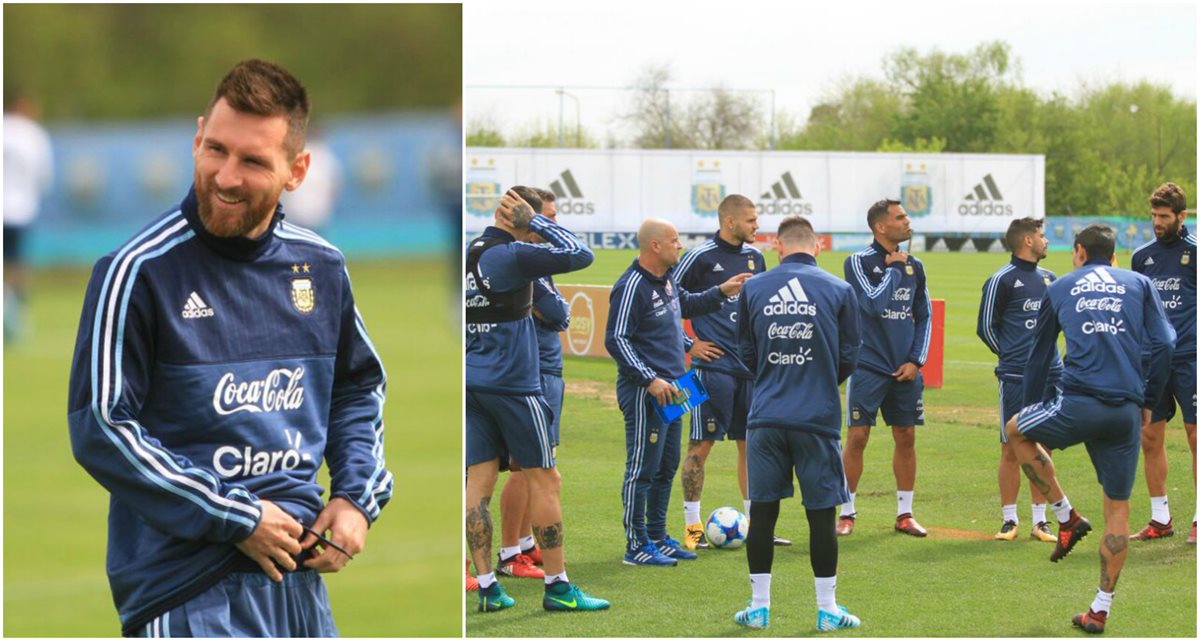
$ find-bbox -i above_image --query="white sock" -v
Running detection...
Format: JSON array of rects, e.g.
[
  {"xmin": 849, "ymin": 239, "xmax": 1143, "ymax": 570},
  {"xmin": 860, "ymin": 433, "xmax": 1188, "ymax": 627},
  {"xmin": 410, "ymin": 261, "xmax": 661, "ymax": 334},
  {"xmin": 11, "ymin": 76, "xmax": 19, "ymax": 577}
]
[
  {"xmin": 749, "ymin": 573, "xmax": 771, "ymax": 609},
  {"xmin": 1032, "ymin": 503, "xmax": 1047, "ymax": 525},
  {"xmin": 499, "ymin": 545, "xmax": 522, "ymax": 561},
  {"xmin": 815, "ymin": 576, "xmax": 838, "ymax": 612},
  {"xmin": 1002, "ymin": 504, "xmax": 1018, "ymax": 524},
  {"xmin": 1090, "ymin": 588, "xmax": 1114, "ymax": 615},
  {"xmin": 897, "ymin": 490, "xmax": 914, "ymax": 517},
  {"xmin": 520, "ymin": 535, "xmax": 537, "ymax": 551},
  {"xmin": 744, "ymin": 499, "xmax": 753, "ymax": 516},
  {"xmin": 545, "ymin": 570, "xmax": 568, "ymax": 585},
  {"xmin": 684, "ymin": 501, "xmax": 701, "ymax": 525},
  {"xmin": 1051, "ymin": 496, "xmax": 1073, "ymax": 523},
  {"xmin": 1150, "ymin": 495, "xmax": 1170, "ymax": 524},
  {"xmin": 478, "ymin": 572, "xmax": 497, "ymax": 589},
  {"xmin": 841, "ymin": 493, "xmax": 857, "ymax": 517}
]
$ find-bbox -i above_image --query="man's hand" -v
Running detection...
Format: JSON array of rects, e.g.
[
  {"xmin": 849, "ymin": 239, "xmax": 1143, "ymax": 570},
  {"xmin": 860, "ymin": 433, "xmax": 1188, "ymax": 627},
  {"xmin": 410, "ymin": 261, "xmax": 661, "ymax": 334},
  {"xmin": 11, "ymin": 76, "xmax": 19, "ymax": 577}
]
[
  {"xmin": 892, "ymin": 361, "xmax": 919, "ymax": 382},
  {"xmin": 719, "ymin": 272, "xmax": 753, "ymax": 297},
  {"xmin": 301, "ymin": 497, "xmax": 369, "ymax": 573},
  {"xmin": 647, "ymin": 377, "xmax": 678, "ymax": 406},
  {"xmin": 885, "ymin": 250, "xmax": 909, "ymax": 266},
  {"xmin": 496, "ymin": 190, "xmax": 535, "ymax": 230},
  {"xmin": 236, "ymin": 500, "xmax": 303, "ymax": 582},
  {"xmin": 1142, "ymin": 407, "xmax": 1152, "ymax": 427},
  {"xmin": 689, "ymin": 339, "xmax": 724, "ymax": 362}
]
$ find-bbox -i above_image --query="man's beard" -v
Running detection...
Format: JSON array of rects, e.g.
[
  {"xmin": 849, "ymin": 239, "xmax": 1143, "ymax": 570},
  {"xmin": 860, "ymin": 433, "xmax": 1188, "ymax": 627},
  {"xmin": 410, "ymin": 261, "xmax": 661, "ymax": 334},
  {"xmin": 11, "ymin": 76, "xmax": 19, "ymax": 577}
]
[
  {"xmin": 196, "ymin": 178, "xmax": 276, "ymax": 238},
  {"xmin": 1155, "ymin": 220, "xmax": 1181, "ymax": 242}
]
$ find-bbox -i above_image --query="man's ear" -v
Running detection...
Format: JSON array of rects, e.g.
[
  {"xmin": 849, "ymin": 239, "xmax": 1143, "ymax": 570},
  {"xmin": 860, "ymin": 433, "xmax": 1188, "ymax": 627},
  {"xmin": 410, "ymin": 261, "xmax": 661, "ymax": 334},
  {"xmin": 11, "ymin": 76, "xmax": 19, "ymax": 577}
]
[{"xmin": 285, "ymin": 150, "xmax": 311, "ymax": 191}]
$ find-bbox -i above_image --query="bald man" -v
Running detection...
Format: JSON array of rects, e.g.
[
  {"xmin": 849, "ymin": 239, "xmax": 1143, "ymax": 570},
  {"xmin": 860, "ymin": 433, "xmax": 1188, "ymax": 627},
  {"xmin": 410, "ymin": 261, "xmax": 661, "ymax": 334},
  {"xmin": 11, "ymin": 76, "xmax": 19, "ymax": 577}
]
[{"xmin": 605, "ymin": 219, "xmax": 751, "ymax": 566}]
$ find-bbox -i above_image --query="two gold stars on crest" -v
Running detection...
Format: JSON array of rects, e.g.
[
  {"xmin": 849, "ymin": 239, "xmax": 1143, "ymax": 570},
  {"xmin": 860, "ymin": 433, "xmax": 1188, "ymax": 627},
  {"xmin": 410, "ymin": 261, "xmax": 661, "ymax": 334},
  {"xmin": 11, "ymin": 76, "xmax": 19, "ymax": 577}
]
[{"xmin": 291, "ymin": 263, "xmax": 311, "ymax": 274}]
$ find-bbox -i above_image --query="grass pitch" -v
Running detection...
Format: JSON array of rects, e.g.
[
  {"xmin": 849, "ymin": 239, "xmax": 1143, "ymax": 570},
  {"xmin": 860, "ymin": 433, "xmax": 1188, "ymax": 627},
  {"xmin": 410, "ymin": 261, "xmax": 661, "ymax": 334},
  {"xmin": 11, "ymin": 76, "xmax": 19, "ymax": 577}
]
[
  {"xmin": 467, "ymin": 248, "xmax": 1196, "ymax": 638},
  {"xmin": 3, "ymin": 258, "xmax": 461, "ymax": 637}
]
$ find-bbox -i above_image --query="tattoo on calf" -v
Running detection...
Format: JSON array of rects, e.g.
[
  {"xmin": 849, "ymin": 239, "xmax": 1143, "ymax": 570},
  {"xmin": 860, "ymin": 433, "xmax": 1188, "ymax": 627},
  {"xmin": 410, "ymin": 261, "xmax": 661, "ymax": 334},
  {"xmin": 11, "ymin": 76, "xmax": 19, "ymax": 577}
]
[
  {"xmin": 1098, "ymin": 534, "xmax": 1127, "ymax": 592},
  {"xmin": 1019, "ymin": 462, "xmax": 1051, "ymax": 494},
  {"xmin": 533, "ymin": 521, "xmax": 564, "ymax": 549},
  {"xmin": 465, "ymin": 496, "xmax": 493, "ymax": 556},
  {"xmin": 682, "ymin": 460, "xmax": 704, "ymax": 501}
]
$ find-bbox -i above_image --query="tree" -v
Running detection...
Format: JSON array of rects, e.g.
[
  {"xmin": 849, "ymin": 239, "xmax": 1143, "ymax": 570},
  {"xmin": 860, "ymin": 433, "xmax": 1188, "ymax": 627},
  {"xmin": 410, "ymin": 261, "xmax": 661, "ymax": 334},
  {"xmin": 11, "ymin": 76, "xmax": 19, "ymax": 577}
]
[{"xmin": 621, "ymin": 63, "xmax": 764, "ymax": 149}]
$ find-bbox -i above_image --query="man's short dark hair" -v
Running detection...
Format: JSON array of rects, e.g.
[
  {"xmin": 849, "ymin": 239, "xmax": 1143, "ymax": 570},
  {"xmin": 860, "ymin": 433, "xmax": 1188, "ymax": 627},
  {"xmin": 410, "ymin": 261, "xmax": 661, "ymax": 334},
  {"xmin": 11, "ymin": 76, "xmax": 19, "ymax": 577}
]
[
  {"xmin": 777, "ymin": 216, "xmax": 817, "ymax": 248},
  {"xmin": 510, "ymin": 185, "xmax": 543, "ymax": 214},
  {"xmin": 534, "ymin": 188, "xmax": 556, "ymax": 203},
  {"xmin": 718, "ymin": 194, "xmax": 756, "ymax": 222},
  {"xmin": 867, "ymin": 198, "xmax": 901, "ymax": 232},
  {"xmin": 1149, "ymin": 182, "xmax": 1187, "ymax": 214},
  {"xmin": 206, "ymin": 59, "xmax": 310, "ymax": 158},
  {"xmin": 1005, "ymin": 217, "xmax": 1044, "ymax": 252},
  {"xmin": 1074, "ymin": 224, "xmax": 1116, "ymax": 262}
]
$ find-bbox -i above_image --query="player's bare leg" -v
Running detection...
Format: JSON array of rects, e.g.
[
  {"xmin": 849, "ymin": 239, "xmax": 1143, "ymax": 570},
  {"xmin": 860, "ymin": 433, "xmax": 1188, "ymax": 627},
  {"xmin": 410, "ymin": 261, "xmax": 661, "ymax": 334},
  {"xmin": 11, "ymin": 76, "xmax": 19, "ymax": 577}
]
[
  {"xmin": 891, "ymin": 426, "xmax": 925, "ymax": 536},
  {"xmin": 998, "ymin": 442, "xmax": 1053, "ymax": 540},
  {"xmin": 842, "ymin": 426, "xmax": 870, "ymax": 494},
  {"xmin": 496, "ymin": 471, "xmax": 543, "ymax": 577},
  {"xmin": 1073, "ymin": 495, "xmax": 1129, "ymax": 633},
  {"xmin": 1133, "ymin": 418, "xmax": 1176, "ymax": 539},
  {"xmin": 1140, "ymin": 419, "xmax": 1170, "ymax": 497},
  {"xmin": 466, "ymin": 459, "xmax": 501, "ymax": 577},
  {"xmin": 838, "ymin": 426, "xmax": 870, "ymax": 535},
  {"xmin": 682, "ymin": 439, "xmax": 714, "ymax": 548},
  {"xmin": 499, "ymin": 471, "xmax": 528, "ymax": 549},
  {"xmin": 523, "ymin": 466, "xmax": 566, "ymax": 576},
  {"xmin": 1188, "ymin": 422, "xmax": 1197, "ymax": 544},
  {"xmin": 682, "ymin": 439, "xmax": 714, "ymax": 503},
  {"xmin": 1006, "ymin": 418, "xmax": 1091, "ymax": 561},
  {"xmin": 736, "ymin": 439, "xmax": 749, "ymax": 501}
]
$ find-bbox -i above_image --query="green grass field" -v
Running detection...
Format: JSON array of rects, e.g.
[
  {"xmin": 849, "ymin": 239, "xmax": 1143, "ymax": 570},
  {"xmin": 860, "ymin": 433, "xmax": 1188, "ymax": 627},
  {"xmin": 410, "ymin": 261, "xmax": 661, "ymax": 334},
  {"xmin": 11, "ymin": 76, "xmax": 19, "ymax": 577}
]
[
  {"xmin": 3, "ymin": 258, "xmax": 461, "ymax": 637},
  {"xmin": 467, "ymin": 248, "xmax": 1196, "ymax": 638}
]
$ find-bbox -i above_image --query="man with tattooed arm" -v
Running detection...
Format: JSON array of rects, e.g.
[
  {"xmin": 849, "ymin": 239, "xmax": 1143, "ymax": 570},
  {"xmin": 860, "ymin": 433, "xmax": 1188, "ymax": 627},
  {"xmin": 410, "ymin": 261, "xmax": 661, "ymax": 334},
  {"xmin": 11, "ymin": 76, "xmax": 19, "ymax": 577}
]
[{"xmin": 465, "ymin": 188, "xmax": 609, "ymax": 612}]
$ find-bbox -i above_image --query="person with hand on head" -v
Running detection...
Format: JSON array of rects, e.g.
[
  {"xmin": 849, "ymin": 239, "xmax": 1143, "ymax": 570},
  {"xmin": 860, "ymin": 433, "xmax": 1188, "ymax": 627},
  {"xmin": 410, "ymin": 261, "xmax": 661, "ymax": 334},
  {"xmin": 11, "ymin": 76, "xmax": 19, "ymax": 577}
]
[{"xmin": 840, "ymin": 199, "xmax": 931, "ymax": 537}]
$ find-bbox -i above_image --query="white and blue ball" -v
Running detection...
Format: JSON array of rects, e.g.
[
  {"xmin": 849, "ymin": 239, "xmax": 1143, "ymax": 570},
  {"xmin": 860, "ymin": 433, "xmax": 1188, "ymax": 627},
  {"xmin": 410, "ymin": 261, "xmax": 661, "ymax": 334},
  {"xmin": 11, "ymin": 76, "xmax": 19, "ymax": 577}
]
[{"xmin": 705, "ymin": 507, "xmax": 749, "ymax": 548}]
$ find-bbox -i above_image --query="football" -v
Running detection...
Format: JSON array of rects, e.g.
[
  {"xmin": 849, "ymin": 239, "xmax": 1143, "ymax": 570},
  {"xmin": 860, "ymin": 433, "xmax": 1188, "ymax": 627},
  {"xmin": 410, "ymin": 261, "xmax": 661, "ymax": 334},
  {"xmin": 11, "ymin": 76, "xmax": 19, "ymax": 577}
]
[{"xmin": 705, "ymin": 507, "xmax": 749, "ymax": 548}]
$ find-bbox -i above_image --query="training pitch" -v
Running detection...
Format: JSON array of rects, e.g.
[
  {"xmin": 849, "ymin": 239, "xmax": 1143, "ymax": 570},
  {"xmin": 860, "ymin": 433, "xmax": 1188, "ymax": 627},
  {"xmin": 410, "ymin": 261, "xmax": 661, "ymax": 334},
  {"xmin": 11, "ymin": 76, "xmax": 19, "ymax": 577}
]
[
  {"xmin": 466, "ymin": 248, "xmax": 1196, "ymax": 638},
  {"xmin": 3, "ymin": 258, "xmax": 460, "ymax": 637}
]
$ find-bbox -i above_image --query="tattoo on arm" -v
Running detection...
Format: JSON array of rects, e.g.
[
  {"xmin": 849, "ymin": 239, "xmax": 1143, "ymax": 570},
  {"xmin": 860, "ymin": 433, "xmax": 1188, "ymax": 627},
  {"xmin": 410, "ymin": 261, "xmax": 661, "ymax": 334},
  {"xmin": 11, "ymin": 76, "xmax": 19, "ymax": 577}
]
[
  {"xmin": 1019, "ymin": 462, "xmax": 1051, "ymax": 495},
  {"xmin": 533, "ymin": 521, "xmax": 564, "ymax": 550},
  {"xmin": 465, "ymin": 496, "xmax": 493, "ymax": 557}
]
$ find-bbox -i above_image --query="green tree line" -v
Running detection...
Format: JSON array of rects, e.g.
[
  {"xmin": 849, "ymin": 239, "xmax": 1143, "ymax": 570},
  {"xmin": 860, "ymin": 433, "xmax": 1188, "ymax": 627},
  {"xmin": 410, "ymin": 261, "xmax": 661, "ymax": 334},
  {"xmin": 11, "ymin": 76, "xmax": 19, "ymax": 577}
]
[
  {"xmin": 4, "ymin": 4, "xmax": 461, "ymax": 120},
  {"xmin": 469, "ymin": 41, "xmax": 1196, "ymax": 216}
]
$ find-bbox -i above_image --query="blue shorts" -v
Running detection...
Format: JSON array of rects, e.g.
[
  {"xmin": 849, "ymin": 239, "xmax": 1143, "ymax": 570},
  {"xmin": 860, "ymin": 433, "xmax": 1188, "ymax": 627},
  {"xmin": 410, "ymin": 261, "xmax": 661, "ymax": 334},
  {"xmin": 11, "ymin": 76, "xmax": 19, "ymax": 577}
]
[
  {"xmin": 1151, "ymin": 359, "xmax": 1197, "ymax": 424},
  {"xmin": 846, "ymin": 369, "xmax": 925, "ymax": 427},
  {"xmin": 998, "ymin": 378, "xmax": 1059, "ymax": 444},
  {"xmin": 131, "ymin": 570, "xmax": 336, "ymax": 637},
  {"xmin": 689, "ymin": 369, "xmax": 752, "ymax": 441},
  {"xmin": 541, "ymin": 373, "xmax": 564, "ymax": 447},
  {"xmin": 1016, "ymin": 393, "xmax": 1141, "ymax": 500},
  {"xmin": 466, "ymin": 390, "xmax": 555, "ymax": 469},
  {"xmin": 746, "ymin": 428, "xmax": 850, "ymax": 508}
]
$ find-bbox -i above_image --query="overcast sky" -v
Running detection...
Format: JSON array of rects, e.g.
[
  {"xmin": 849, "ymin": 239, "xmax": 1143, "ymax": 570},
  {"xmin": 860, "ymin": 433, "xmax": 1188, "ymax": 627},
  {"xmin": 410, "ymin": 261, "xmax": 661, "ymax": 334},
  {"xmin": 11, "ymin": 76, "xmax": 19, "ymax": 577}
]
[{"xmin": 464, "ymin": 0, "xmax": 1197, "ymax": 144}]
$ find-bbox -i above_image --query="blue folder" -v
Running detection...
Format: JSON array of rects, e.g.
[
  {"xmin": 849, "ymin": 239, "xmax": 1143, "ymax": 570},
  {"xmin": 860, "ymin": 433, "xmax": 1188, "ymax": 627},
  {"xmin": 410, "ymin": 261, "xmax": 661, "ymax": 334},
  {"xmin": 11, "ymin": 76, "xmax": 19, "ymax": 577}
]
[{"xmin": 651, "ymin": 369, "xmax": 710, "ymax": 424}]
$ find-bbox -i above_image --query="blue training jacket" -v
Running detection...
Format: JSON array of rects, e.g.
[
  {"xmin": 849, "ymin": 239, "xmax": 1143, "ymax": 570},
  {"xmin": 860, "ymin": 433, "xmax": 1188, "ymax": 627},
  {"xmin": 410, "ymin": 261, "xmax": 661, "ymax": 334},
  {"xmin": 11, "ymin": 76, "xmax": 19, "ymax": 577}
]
[
  {"xmin": 843, "ymin": 240, "xmax": 931, "ymax": 376},
  {"xmin": 976, "ymin": 255, "xmax": 1063, "ymax": 381},
  {"xmin": 738, "ymin": 253, "xmax": 861, "ymax": 438},
  {"xmin": 66, "ymin": 188, "xmax": 391, "ymax": 636},
  {"xmin": 674, "ymin": 232, "xmax": 767, "ymax": 379},
  {"xmin": 465, "ymin": 215, "xmax": 593, "ymax": 395},
  {"xmin": 1023, "ymin": 259, "xmax": 1175, "ymax": 408},
  {"xmin": 532, "ymin": 275, "xmax": 570, "ymax": 378},
  {"xmin": 1131, "ymin": 225, "xmax": 1196, "ymax": 364},
  {"xmin": 605, "ymin": 259, "xmax": 728, "ymax": 385}
]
